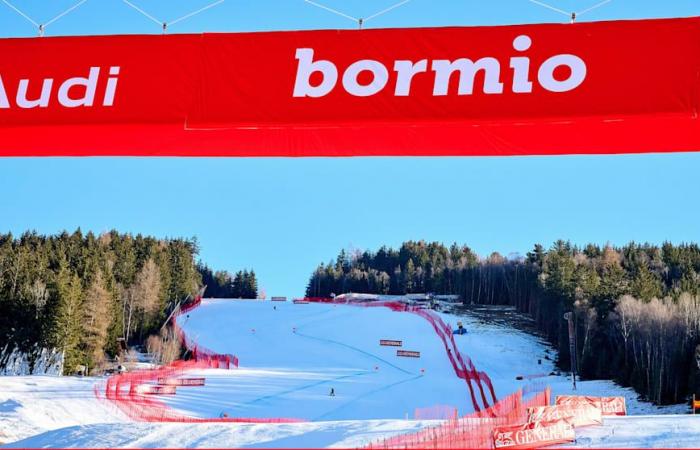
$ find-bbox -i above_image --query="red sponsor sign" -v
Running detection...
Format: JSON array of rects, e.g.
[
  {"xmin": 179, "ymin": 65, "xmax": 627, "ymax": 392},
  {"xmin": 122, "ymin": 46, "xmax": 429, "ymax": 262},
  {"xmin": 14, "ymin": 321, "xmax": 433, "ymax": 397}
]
[
  {"xmin": 137, "ymin": 384, "xmax": 177, "ymax": 395},
  {"xmin": 1, "ymin": 17, "xmax": 700, "ymax": 156},
  {"xmin": 397, "ymin": 350, "xmax": 420, "ymax": 358},
  {"xmin": 527, "ymin": 404, "xmax": 603, "ymax": 428},
  {"xmin": 380, "ymin": 339, "xmax": 403, "ymax": 347},
  {"xmin": 157, "ymin": 377, "xmax": 206, "ymax": 387},
  {"xmin": 556, "ymin": 395, "xmax": 626, "ymax": 416},
  {"xmin": 493, "ymin": 419, "xmax": 575, "ymax": 449}
]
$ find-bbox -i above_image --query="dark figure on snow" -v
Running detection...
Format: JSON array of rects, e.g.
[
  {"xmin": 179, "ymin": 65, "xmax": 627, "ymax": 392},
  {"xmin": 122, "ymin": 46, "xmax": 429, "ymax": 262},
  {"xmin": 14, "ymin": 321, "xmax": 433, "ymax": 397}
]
[{"xmin": 330, "ymin": 388, "xmax": 335, "ymax": 397}]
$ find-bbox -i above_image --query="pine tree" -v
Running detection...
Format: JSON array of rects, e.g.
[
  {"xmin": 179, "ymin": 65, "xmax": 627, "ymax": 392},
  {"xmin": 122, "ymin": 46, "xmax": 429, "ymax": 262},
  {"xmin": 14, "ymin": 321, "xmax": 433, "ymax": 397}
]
[{"xmin": 48, "ymin": 266, "xmax": 83, "ymax": 374}]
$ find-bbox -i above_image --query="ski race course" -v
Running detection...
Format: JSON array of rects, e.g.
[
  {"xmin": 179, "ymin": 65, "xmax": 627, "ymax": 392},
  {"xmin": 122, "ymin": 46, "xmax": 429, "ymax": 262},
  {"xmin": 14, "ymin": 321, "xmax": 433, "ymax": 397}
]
[{"xmin": 2, "ymin": 297, "xmax": 700, "ymax": 448}]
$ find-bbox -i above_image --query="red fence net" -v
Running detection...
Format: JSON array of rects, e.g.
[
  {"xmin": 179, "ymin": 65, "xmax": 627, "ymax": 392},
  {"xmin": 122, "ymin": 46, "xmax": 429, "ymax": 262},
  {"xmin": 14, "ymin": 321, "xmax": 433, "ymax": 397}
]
[
  {"xmin": 302, "ymin": 297, "xmax": 497, "ymax": 413},
  {"xmin": 367, "ymin": 388, "xmax": 551, "ymax": 449},
  {"xmin": 97, "ymin": 296, "xmax": 301, "ymax": 423},
  {"xmin": 414, "ymin": 405, "xmax": 459, "ymax": 421}
]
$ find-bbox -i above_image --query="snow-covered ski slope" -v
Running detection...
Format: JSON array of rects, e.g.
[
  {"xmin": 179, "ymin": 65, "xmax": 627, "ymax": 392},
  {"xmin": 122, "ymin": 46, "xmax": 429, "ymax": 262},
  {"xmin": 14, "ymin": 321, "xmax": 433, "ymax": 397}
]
[
  {"xmin": 7, "ymin": 415, "xmax": 700, "ymax": 449},
  {"xmin": 2, "ymin": 297, "xmax": 697, "ymax": 448},
  {"xmin": 168, "ymin": 298, "xmax": 686, "ymax": 421},
  {"xmin": 0, "ymin": 375, "xmax": 127, "ymax": 445},
  {"xmin": 169, "ymin": 299, "xmax": 479, "ymax": 420}
]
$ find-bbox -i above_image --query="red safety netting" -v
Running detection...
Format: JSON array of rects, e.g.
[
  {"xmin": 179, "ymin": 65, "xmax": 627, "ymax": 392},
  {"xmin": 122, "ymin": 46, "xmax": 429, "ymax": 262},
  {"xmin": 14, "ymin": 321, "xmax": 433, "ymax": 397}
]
[
  {"xmin": 301, "ymin": 297, "xmax": 497, "ymax": 413},
  {"xmin": 414, "ymin": 405, "xmax": 459, "ymax": 421},
  {"xmin": 96, "ymin": 296, "xmax": 301, "ymax": 423},
  {"xmin": 366, "ymin": 388, "xmax": 551, "ymax": 449}
]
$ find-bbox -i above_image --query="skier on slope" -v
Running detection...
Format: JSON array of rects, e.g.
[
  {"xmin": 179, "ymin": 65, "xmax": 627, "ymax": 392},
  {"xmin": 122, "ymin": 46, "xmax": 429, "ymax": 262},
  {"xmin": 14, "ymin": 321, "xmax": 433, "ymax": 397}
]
[{"xmin": 330, "ymin": 388, "xmax": 335, "ymax": 397}]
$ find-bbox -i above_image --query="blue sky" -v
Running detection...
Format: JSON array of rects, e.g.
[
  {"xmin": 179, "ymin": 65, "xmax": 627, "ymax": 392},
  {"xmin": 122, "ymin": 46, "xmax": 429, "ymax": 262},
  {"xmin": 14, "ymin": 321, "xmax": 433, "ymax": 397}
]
[{"xmin": 1, "ymin": 1, "xmax": 700, "ymax": 296}]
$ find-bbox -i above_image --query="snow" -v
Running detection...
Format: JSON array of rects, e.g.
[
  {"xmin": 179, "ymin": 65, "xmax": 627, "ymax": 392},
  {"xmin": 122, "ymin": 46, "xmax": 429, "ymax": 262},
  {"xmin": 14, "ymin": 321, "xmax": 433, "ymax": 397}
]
[
  {"xmin": 0, "ymin": 346, "xmax": 63, "ymax": 376},
  {"xmin": 2, "ymin": 419, "xmax": 442, "ymax": 448},
  {"xmin": 0, "ymin": 298, "xmax": 695, "ymax": 448},
  {"xmin": 434, "ymin": 308, "xmax": 689, "ymax": 415},
  {"xmin": 559, "ymin": 415, "xmax": 700, "ymax": 448},
  {"xmin": 169, "ymin": 299, "xmax": 477, "ymax": 420},
  {"xmin": 9, "ymin": 415, "xmax": 700, "ymax": 449},
  {"xmin": 0, "ymin": 375, "xmax": 127, "ymax": 445}
]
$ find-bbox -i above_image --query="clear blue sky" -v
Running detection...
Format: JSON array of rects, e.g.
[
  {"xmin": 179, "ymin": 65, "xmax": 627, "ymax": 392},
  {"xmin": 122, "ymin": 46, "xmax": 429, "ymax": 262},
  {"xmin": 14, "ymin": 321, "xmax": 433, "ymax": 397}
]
[{"xmin": 1, "ymin": 1, "xmax": 699, "ymax": 296}]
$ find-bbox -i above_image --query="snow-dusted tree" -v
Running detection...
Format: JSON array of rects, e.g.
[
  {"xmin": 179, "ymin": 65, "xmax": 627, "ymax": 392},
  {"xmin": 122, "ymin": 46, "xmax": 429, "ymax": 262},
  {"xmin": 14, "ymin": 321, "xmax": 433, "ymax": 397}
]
[{"xmin": 29, "ymin": 279, "xmax": 49, "ymax": 319}]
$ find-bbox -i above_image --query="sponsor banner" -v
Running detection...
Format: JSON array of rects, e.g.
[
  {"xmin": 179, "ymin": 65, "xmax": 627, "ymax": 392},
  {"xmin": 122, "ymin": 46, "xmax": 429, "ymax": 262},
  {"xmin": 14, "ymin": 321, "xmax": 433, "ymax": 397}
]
[
  {"xmin": 271, "ymin": 296, "xmax": 287, "ymax": 301},
  {"xmin": 397, "ymin": 350, "xmax": 420, "ymax": 358},
  {"xmin": 380, "ymin": 339, "xmax": 403, "ymax": 347},
  {"xmin": 527, "ymin": 404, "xmax": 603, "ymax": 428},
  {"xmin": 556, "ymin": 395, "xmax": 626, "ymax": 416},
  {"xmin": 292, "ymin": 299, "xmax": 309, "ymax": 304},
  {"xmin": 157, "ymin": 377, "xmax": 206, "ymax": 387},
  {"xmin": 1, "ymin": 17, "xmax": 700, "ymax": 156},
  {"xmin": 137, "ymin": 384, "xmax": 177, "ymax": 395},
  {"xmin": 493, "ymin": 419, "xmax": 575, "ymax": 449}
]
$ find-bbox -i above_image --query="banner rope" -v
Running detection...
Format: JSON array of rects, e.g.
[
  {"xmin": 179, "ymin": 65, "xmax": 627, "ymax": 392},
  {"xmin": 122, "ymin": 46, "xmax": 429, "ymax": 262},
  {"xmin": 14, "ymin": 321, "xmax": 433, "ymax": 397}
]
[
  {"xmin": 1, "ymin": 0, "xmax": 39, "ymax": 30},
  {"xmin": 526, "ymin": 0, "xmax": 614, "ymax": 23},
  {"xmin": 169, "ymin": 0, "xmax": 226, "ymax": 27},
  {"xmin": 1, "ymin": 0, "xmax": 89, "ymax": 36},
  {"xmin": 122, "ymin": 0, "xmax": 226, "ymax": 33},
  {"xmin": 364, "ymin": 0, "xmax": 413, "ymax": 23},
  {"xmin": 303, "ymin": 0, "xmax": 414, "ymax": 29},
  {"xmin": 44, "ymin": 0, "xmax": 89, "ymax": 29},
  {"xmin": 122, "ymin": 0, "xmax": 162, "ymax": 28},
  {"xmin": 303, "ymin": 0, "xmax": 359, "ymax": 24},
  {"xmin": 1, "ymin": 0, "xmax": 618, "ymax": 36},
  {"xmin": 576, "ymin": 0, "xmax": 613, "ymax": 17}
]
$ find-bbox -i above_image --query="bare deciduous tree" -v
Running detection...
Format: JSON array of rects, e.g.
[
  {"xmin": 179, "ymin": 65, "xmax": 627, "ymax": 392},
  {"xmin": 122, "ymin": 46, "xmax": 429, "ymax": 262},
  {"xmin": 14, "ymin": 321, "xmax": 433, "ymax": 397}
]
[{"xmin": 82, "ymin": 271, "xmax": 111, "ymax": 370}]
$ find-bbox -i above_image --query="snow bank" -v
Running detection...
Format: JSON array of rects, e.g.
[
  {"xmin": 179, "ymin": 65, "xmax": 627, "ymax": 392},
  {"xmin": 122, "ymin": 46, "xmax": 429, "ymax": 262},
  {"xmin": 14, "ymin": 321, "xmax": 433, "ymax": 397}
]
[
  {"xmin": 2, "ymin": 418, "xmax": 442, "ymax": 448},
  {"xmin": 0, "ymin": 345, "xmax": 63, "ymax": 376},
  {"xmin": 0, "ymin": 375, "xmax": 127, "ymax": 445}
]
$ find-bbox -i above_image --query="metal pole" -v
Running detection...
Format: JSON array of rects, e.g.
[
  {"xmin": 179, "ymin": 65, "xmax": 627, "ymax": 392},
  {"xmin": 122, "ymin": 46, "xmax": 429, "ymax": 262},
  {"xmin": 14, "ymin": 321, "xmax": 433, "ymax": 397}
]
[{"xmin": 564, "ymin": 311, "xmax": 577, "ymax": 390}]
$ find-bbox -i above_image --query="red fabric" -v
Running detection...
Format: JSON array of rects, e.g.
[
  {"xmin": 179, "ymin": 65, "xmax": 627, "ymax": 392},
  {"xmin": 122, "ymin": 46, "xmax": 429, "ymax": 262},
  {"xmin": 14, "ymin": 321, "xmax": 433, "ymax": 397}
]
[
  {"xmin": 556, "ymin": 395, "xmax": 627, "ymax": 416},
  {"xmin": 527, "ymin": 404, "xmax": 603, "ymax": 428},
  {"xmin": 492, "ymin": 419, "xmax": 576, "ymax": 449},
  {"xmin": 1, "ymin": 17, "xmax": 700, "ymax": 156}
]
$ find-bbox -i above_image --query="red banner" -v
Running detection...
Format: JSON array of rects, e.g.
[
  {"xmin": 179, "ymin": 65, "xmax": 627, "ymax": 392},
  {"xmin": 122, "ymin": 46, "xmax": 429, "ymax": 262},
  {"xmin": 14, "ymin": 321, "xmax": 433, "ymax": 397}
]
[
  {"xmin": 555, "ymin": 395, "xmax": 626, "ymax": 416},
  {"xmin": 137, "ymin": 385, "xmax": 177, "ymax": 395},
  {"xmin": 493, "ymin": 419, "xmax": 575, "ymax": 449},
  {"xmin": 527, "ymin": 404, "xmax": 603, "ymax": 428},
  {"xmin": 1, "ymin": 17, "xmax": 700, "ymax": 156},
  {"xmin": 397, "ymin": 350, "xmax": 421, "ymax": 358},
  {"xmin": 157, "ymin": 377, "xmax": 206, "ymax": 387}
]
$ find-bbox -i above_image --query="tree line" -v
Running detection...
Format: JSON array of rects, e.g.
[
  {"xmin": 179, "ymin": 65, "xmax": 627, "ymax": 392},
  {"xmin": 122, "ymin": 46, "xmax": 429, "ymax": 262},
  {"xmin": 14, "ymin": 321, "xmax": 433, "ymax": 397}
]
[
  {"xmin": 306, "ymin": 240, "xmax": 700, "ymax": 405},
  {"xmin": 0, "ymin": 230, "xmax": 251, "ymax": 375},
  {"xmin": 198, "ymin": 264, "xmax": 259, "ymax": 299}
]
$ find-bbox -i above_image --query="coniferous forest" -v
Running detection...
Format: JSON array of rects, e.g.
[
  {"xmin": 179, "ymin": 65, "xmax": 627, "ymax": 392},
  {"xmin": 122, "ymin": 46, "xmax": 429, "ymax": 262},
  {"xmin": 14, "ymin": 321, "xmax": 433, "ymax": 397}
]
[
  {"xmin": 0, "ymin": 230, "xmax": 256, "ymax": 375},
  {"xmin": 306, "ymin": 240, "xmax": 700, "ymax": 405}
]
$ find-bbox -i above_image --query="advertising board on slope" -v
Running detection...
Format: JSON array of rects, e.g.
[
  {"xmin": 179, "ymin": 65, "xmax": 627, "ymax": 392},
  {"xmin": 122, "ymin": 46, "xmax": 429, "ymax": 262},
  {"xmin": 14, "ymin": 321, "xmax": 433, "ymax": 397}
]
[
  {"xmin": 493, "ymin": 419, "xmax": 575, "ymax": 449},
  {"xmin": 527, "ymin": 404, "xmax": 603, "ymax": 428},
  {"xmin": 157, "ymin": 377, "xmax": 206, "ymax": 387},
  {"xmin": 556, "ymin": 395, "xmax": 626, "ymax": 416}
]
